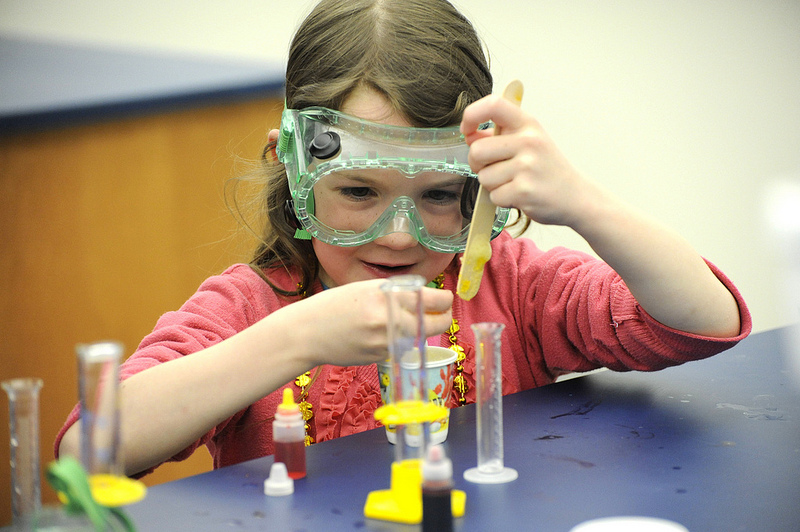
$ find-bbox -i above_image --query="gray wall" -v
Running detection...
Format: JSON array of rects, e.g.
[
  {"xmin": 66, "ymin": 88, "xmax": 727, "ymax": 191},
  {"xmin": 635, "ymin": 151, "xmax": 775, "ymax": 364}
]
[{"xmin": 3, "ymin": 0, "xmax": 798, "ymax": 333}]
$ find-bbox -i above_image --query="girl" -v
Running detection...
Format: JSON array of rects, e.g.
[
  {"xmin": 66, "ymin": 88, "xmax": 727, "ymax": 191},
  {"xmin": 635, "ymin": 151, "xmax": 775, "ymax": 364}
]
[{"xmin": 56, "ymin": 0, "xmax": 750, "ymax": 477}]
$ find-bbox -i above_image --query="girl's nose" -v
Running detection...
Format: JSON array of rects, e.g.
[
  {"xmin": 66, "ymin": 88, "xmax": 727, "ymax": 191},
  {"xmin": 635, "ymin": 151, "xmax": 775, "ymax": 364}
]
[
  {"xmin": 375, "ymin": 222, "xmax": 418, "ymax": 250},
  {"xmin": 373, "ymin": 230, "xmax": 419, "ymax": 250},
  {"xmin": 373, "ymin": 212, "xmax": 420, "ymax": 250}
]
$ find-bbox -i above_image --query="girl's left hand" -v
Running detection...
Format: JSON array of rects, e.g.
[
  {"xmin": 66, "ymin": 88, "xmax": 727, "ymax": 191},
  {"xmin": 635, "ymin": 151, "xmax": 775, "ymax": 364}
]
[
  {"xmin": 461, "ymin": 94, "xmax": 742, "ymax": 339},
  {"xmin": 461, "ymin": 94, "xmax": 603, "ymax": 231}
]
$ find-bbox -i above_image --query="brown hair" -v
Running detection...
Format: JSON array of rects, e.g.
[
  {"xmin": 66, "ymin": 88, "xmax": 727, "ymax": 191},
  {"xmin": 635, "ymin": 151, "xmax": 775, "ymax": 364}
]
[{"xmin": 232, "ymin": 0, "xmax": 523, "ymax": 297}]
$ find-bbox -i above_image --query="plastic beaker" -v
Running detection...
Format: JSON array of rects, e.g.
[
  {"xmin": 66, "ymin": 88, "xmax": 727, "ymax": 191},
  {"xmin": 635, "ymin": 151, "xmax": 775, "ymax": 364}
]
[
  {"xmin": 380, "ymin": 274, "xmax": 429, "ymax": 461},
  {"xmin": 463, "ymin": 322, "xmax": 518, "ymax": 484},
  {"xmin": 3, "ymin": 378, "xmax": 43, "ymax": 528},
  {"xmin": 76, "ymin": 341, "xmax": 124, "ymax": 477}
]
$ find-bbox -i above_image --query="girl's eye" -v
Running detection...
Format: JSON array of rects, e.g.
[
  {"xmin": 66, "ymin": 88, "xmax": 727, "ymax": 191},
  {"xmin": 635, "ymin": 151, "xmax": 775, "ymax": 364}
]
[
  {"xmin": 340, "ymin": 187, "xmax": 375, "ymax": 200},
  {"xmin": 424, "ymin": 189, "xmax": 459, "ymax": 205}
]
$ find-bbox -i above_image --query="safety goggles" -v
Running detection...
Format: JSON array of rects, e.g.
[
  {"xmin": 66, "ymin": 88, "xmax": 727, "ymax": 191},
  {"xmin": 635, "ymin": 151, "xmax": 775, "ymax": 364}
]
[{"xmin": 276, "ymin": 107, "xmax": 509, "ymax": 253}]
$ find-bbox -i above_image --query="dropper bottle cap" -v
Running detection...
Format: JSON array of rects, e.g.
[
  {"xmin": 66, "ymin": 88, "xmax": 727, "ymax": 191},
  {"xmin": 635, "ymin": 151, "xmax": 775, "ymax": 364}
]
[
  {"xmin": 422, "ymin": 444, "xmax": 453, "ymax": 484},
  {"xmin": 264, "ymin": 462, "xmax": 294, "ymax": 496},
  {"xmin": 276, "ymin": 388, "xmax": 300, "ymax": 418}
]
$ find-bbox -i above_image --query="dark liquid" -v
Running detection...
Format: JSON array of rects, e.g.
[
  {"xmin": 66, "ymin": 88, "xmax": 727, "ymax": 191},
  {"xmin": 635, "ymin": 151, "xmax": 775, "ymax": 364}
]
[
  {"xmin": 422, "ymin": 488, "xmax": 453, "ymax": 532},
  {"xmin": 274, "ymin": 440, "xmax": 306, "ymax": 479}
]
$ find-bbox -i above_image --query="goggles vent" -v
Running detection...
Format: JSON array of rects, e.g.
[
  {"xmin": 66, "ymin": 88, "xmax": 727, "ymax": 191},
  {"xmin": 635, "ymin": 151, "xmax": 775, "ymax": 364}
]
[
  {"xmin": 277, "ymin": 122, "xmax": 294, "ymax": 158},
  {"xmin": 386, "ymin": 198, "xmax": 415, "ymax": 236},
  {"xmin": 309, "ymin": 132, "xmax": 341, "ymax": 160}
]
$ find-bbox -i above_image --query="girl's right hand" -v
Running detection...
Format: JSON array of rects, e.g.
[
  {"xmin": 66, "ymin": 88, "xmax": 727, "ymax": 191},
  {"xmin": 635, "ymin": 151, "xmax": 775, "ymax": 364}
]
[
  {"xmin": 460, "ymin": 94, "xmax": 598, "ymax": 230},
  {"xmin": 273, "ymin": 279, "xmax": 454, "ymax": 368}
]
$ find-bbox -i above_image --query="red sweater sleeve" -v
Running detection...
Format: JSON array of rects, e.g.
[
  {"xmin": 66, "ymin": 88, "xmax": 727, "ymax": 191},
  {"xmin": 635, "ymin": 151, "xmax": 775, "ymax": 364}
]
[
  {"xmin": 53, "ymin": 264, "xmax": 284, "ymax": 476},
  {"xmin": 457, "ymin": 233, "xmax": 752, "ymax": 391},
  {"xmin": 513, "ymin": 237, "xmax": 751, "ymax": 376}
]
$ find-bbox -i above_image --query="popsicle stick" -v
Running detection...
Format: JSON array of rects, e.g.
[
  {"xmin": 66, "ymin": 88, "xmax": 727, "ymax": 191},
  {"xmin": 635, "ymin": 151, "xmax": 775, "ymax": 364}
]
[{"xmin": 456, "ymin": 80, "xmax": 524, "ymax": 300}]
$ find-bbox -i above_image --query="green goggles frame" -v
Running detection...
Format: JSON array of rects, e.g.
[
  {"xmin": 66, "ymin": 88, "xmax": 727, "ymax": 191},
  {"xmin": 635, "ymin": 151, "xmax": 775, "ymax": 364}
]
[{"xmin": 276, "ymin": 107, "xmax": 509, "ymax": 253}]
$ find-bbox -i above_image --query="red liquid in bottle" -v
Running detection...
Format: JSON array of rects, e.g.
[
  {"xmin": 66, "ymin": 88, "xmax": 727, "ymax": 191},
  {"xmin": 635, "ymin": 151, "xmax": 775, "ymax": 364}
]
[{"xmin": 274, "ymin": 439, "xmax": 306, "ymax": 479}]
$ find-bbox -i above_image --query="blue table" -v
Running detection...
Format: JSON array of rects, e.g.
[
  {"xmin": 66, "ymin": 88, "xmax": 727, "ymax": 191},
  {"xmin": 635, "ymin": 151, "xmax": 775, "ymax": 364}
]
[
  {"xmin": 0, "ymin": 37, "xmax": 284, "ymax": 133},
  {"xmin": 125, "ymin": 326, "xmax": 800, "ymax": 531}
]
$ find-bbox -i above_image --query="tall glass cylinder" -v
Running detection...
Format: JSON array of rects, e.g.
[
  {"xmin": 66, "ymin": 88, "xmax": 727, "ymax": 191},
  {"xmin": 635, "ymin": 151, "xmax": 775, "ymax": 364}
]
[
  {"xmin": 76, "ymin": 341, "xmax": 123, "ymax": 477},
  {"xmin": 463, "ymin": 322, "xmax": 518, "ymax": 484},
  {"xmin": 381, "ymin": 274, "xmax": 428, "ymax": 461},
  {"xmin": 3, "ymin": 378, "xmax": 43, "ymax": 528}
]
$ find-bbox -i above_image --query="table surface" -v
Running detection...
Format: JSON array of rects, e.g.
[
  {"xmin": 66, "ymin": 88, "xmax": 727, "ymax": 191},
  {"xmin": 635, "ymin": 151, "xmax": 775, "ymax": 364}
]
[
  {"xmin": 0, "ymin": 37, "xmax": 284, "ymax": 133},
  {"xmin": 124, "ymin": 325, "xmax": 800, "ymax": 531}
]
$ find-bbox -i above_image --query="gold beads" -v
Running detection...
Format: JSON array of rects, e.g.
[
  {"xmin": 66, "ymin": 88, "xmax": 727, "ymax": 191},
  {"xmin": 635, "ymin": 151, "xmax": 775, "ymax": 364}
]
[
  {"xmin": 299, "ymin": 400, "xmax": 313, "ymax": 421},
  {"xmin": 294, "ymin": 371, "xmax": 315, "ymax": 446},
  {"xmin": 295, "ymin": 373, "xmax": 311, "ymax": 388},
  {"xmin": 447, "ymin": 319, "xmax": 468, "ymax": 405}
]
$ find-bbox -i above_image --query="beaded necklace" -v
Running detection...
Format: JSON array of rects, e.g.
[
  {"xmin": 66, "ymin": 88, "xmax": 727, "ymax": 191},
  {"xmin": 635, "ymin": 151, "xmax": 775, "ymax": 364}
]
[
  {"xmin": 294, "ymin": 371, "xmax": 315, "ymax": 446},
  {"xmin": 291, "ymin": 272, "xmax": 465, "ymax": 446},
  {"xmin": 430, "ymin": 273, "xmax": 468, "ymax": 406}
]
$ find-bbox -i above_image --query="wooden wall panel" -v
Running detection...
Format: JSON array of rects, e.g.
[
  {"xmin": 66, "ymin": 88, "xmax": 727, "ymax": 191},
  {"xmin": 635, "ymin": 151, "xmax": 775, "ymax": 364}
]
[{"xmin": 0, "ymin": 96, "xmax": 284, "ymax": 526}]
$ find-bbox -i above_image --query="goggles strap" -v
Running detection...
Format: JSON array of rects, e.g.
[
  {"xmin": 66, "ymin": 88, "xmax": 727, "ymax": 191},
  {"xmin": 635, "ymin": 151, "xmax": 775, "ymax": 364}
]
[{"xmin": 285, "ymin": 199, "xmax": 313, "ymax": 240}]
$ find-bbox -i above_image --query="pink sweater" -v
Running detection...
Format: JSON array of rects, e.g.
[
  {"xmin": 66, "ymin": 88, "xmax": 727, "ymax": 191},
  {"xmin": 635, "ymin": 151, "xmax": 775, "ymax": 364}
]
[{"xmin": 55, "ymin": 232, "xmax": 751, "ymax": 475}]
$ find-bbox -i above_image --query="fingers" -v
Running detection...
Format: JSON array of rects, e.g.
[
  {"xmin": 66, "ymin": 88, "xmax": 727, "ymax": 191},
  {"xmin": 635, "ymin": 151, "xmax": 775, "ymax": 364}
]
[
  {"xmin": 423, "ymin": 308, "xmax": 453, "ymax": 341},
  {"xmin": 421, "ymin": 287, "xmax": 453, "ymax": 314},
  {"xmin": 462, "ymin": 127, "xmax": 494, "ymax": 147},
  {"xmin": 391, "ymin": 287, "xmax": 453, "ymax": 340},
  {"xmin": 305, "ymin": 280, "xmax": 453, "ymax": 367},
  {"xmin": 461, "ymin": 93, "xmax": 531, "ymax": 139},
  {"xmin": 467, "ymin": 134, "xmax": 530, "ymax": 176},
  {"xmin": 461, "ymin": 94, "xmax": 546, "ymax": 179},
  {"xmin": 424, "ymin": 311, "xmax": 453, "ymax": 340},
  {"xmin": 460, "ymin": 93, "xmax": 587, "ymax": 227},
  {"xmin": 475, "ymin": 159, "xmax": 533, "ymax": 208},
  {"xmin": 421, "ymin": 287, "xmax": 454, "ymax": 337}
]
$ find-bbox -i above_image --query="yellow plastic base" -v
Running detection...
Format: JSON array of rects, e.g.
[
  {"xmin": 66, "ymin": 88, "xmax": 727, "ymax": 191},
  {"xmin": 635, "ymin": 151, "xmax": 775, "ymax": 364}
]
[
  {"xmin": 89, "ymin": 474, "xmax": 147, "ymax": 507},
  {"xmin": 363, "ymin": 459, "xmax": 466, "ymax": 524},
  {"xmin": 374, "ymin": 400, "xmax": 448, "ymax": 426}
]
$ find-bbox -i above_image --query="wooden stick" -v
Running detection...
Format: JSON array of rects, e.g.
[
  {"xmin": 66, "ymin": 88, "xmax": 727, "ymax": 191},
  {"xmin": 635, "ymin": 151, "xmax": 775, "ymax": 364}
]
[{"xmin": 456, "ymin": 80, "xmax": 524, "ymax": 300}]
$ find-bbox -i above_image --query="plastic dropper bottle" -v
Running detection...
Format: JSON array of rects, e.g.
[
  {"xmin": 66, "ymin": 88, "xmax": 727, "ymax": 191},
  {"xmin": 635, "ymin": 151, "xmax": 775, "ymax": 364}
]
[
  {"xmin": 421, "ymin": 444, "xmax": 454, "ymax": 532},
  {"xmin": 273, "ymin": 388, "xmax": 306, "ymax": 479}
]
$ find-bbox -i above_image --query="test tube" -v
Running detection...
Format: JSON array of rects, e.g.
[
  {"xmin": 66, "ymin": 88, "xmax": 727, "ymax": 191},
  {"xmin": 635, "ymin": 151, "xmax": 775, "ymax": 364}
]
[
  {"xmin": 463, "ymin": 322, "xmax": 518, "ymax": 484},
  {"xmin": 382, "ymin": 274, "xmax": 429, "ymax": 461},
  {"xmin": 4, "ymin": 378, "xmax": 97, "ymax": 531},
  {"xmin": 3, "ymin": 378, "xmax": 43, "ymax": 528},
  {"xmin": 76, "ymin": 341, "xmax": 124, "ymax": 477}
]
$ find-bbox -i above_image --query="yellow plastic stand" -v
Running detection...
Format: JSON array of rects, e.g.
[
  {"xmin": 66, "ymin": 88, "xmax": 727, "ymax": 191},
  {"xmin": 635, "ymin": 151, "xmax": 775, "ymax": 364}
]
[
  {"xmin": 364, "ymin": 401, "xmax": 466, "ymax": 524},
  {"xmin": 374, "ymin": 400, "xmax": 447, "ymax": 427},
  {"xmin": 89, "ymin": 474, "xmax": 147, "ymax": 507},
  {"xmin": 363, "ymin": 459, "xmax": 466, "ymax": 524}
]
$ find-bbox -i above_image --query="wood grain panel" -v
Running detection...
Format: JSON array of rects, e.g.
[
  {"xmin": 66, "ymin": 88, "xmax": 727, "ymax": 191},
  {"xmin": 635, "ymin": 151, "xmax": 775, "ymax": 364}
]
[{"xmin": 0, "ymin": 96, "xmax": 283, "ymax": 526}]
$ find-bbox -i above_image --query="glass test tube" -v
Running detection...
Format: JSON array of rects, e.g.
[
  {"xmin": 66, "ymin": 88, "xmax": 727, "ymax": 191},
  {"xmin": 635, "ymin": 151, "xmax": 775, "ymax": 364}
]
[
  {"xmin": 3, "ymin": 378, "xmax": 43, "ymax": 528},
  {"xmin": 382, "ymin": 274, "xmax": 429, "ymax": 461},
  {"xmin": 77, "ymin": 341, "xmax": 124, "ymax": 477},
  {"xmin": 463, "ymin": 322, "xmax": 518, "ymax": 484}
]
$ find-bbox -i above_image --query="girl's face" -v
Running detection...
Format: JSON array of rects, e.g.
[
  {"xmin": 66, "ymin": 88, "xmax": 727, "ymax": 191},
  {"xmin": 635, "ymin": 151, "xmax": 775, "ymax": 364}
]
[{"xmin": 312, "ymin": 87, "xmax": 457, "ymax": 288}]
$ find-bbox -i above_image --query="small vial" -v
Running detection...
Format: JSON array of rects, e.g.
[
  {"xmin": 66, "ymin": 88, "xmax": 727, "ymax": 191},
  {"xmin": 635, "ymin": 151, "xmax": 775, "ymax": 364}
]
[
  {"xmin": 273, "ymin": 388, "xmax": 306, "ymax": 479},
  {"xmin": 421, "ymin": 444, "xmax": 454, "ymax": 532}
]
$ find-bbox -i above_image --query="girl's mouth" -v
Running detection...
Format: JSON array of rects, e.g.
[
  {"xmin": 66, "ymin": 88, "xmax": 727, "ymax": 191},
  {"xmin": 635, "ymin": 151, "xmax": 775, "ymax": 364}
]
[{"xmin": 362, "ymin": 262, "xmax": 414, "ymax": 277}]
